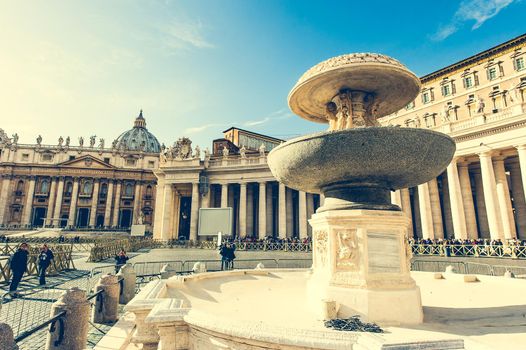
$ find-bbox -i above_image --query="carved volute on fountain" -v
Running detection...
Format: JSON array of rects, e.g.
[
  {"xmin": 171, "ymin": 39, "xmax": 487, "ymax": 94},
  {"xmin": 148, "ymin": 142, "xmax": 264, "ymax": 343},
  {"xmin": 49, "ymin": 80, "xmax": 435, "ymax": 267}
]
[{"xmin": 268, "ymin": 53, "xmax": 456, "ymax": 325}]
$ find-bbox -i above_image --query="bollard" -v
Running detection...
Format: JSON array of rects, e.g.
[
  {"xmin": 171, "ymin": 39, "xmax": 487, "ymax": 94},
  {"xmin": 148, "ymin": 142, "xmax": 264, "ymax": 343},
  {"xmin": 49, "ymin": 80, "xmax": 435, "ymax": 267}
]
[
  {"xmin": 45, "ymin": 287, "xmax": 90, "ymax": 350},
  {"xmin": 504, "ymin": 270, "xmax": 515, "ymax": 278},
  {"xmin": 92, "ymin": 274, "xmax": 120, "ymax": 324},
  {"xmin": 0, "ymin": 323, "xmax": 19, "ymax": 350},
  {"xmin": 255, "ymin": 263, "xmax": 265, "ymax": 269},
  {"xmin": 117, "ymin": 263, "xmax": 137, "ymax": 304},
  {"xmin": 160, "ymin": 264, "xmax": 177, "ymax": 279},
  {"xmin": 192, "ymin": 262, "xmax": 207, "ymax": 273},
  {"xmin": 445, "ymin": 265, "xmax": 455, "ymax": 274}
]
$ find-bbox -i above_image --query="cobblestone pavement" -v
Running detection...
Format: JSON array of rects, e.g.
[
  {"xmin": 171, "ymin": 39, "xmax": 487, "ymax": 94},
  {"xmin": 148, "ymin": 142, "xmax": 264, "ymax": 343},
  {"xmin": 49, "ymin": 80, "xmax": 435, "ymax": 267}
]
[{"xmin": 0, "ymin": 247, "xmax": 312, "ymax": 349}]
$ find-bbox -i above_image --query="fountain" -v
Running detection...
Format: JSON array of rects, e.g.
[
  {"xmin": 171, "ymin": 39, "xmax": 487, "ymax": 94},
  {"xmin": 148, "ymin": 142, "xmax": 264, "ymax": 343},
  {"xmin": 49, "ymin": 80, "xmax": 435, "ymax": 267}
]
[{"xmin": 268, "ymin": 53, "xmax": 455, "ymax": 325}]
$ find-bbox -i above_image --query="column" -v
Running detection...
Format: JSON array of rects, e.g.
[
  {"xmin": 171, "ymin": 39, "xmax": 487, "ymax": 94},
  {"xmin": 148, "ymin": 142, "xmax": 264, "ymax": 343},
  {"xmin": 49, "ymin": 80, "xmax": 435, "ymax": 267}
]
[
  {"xmin": 306, "ymin": 193, "xmax": 315, "ymax": 236},
  {"xmin": 221, "ymin": 184, "xmax": 228, "ymax": 208},
  {"xmin": 319, "ymin": 193, "xmax": 325, "ymax": 207},
  {"xmin": 89, "ymin": 179, "xmax": 100, "ymax": 227},
  {"xmin": 103, "ymin": 181, "xmax": 115, "ymax": 227},
  {"xmin": 189, "ymin": 182, "xmax": 200, "ymax": 241},
  {"xmin": 509, "ymin": 161, "xmax": 526, "ymax": 239},
  {"xmin": 161, "ymin": 185, "xmax": 173, "ymax": 240},
  {"xmin": 458, "ymin": 163, "xmax": 478, "ymax": 238},
  {"xmin": 258, "ymin": 182, "xmax": 266, "ymax": 239},
  {"xmin": 239, "ymin": 183, "xmax": 247, "ymax": 238},
  {"xmin": 132, "ymin": 181, "xmax": 142, "ymax": 224},
  {"xmin": 298, "ymin": 191, "xmax": 308, "ymax": 239},
  {"xmin": 52, "ymin": 177, "xmax": 65, "ymax": 227},
  {"xmin": 266, "ymin": 184, "xmax": 273, "ymax": 235},
  {"xmin": 516, "ymin": 144, "xmax": 526, "ymax": 203},
  {"xmin": 428, "ymin": 178, "xmax": 444, "ymax": 239},
  {"xmin": 45, "ymin": 177, "xmax": 58, "ymax": 227},
  {"xmin": 479, "ymin": 152, "xmax": 504, "ymax": 240},
  {"xmin": 446, "ymin": 161, "xmax": 468, "ymax": 239},
  {"xmin": 278, "ymin": 183, "xmax": 287, "ymax": 238},
  {"xmin": 390, "ymin": 190, "xmax": 402, "ymax": 207},
  {"xmin": 494, "ymin": 157, "xmax": 517, "ymax": 239},
  {"xmin": 21, "ymin": 176, "xmax": 36, "ymax": 226},
  {"xmin": 401, "ymin": 188, "xmax": 413, "ymax": 237},
  {"xmin": 417, "ymin": 182, "xmax": 434, "ymax": 239},
  {"xmin": 112, "ymin": 181, "xmax": 122, "ymax": 227},
  {"xmin": 67, "ymin": 177, "xmax": 80, "ymax": 227},
  {"xmin": 0, "ymin": 176, "xmax": 12, "ymax": 225},
  {"xmin": 473, "ymin": 170, "xmax": 490, "ymax": 238}
]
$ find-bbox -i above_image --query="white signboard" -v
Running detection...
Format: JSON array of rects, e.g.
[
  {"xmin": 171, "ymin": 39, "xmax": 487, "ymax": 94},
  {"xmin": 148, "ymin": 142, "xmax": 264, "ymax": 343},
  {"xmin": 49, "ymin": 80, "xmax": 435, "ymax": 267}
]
[
  {"xmin": 198, "ymin": 208, "xmax": 233, "ymax": 236},
  {"xmin": 131, "ymin": 224, "xmax": 146, "ymax": 236}
]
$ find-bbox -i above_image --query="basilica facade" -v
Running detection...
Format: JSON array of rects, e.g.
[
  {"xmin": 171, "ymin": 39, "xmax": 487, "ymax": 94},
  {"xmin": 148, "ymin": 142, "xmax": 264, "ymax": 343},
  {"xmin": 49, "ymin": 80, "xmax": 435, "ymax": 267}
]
[{"xmin": 0, "ymin": 111, "xmax": 160, "ymax": 232}]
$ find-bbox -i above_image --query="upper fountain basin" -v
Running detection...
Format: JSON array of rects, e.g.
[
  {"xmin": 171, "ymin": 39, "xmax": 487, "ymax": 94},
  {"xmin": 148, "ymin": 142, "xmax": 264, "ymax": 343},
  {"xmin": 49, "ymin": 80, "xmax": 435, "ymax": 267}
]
[
  {"xmin": 267, "ymin": 127, "xmax": 455, "ymax": 194},
  {"xmin": 288, "ymin": 53, "xmax": 421, "ymax": 123}
]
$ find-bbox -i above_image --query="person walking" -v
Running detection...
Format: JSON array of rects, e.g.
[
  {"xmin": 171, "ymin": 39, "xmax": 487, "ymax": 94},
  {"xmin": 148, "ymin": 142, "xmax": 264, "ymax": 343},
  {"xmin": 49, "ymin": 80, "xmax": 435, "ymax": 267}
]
[
  {"xmin": 38, "ymin": 244, "xmax": 54, "ymax": 286},
  {"xmin": 9, "ymin": 243, "xmax": 29, "ymax": 297},
  {"xmin": 114, "ymin": 249, "xmax": 129, "ymax": 273},
  {"xmin": 228, "ymin": 243, "xmax": 236, "ymax": 270}
]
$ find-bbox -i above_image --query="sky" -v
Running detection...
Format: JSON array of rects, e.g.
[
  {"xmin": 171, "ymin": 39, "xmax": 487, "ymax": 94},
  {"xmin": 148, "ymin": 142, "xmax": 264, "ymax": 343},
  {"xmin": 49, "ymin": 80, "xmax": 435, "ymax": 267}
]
[{"xmin": 1, "ymin": 0, "xmax": 525, "ymax": 148}]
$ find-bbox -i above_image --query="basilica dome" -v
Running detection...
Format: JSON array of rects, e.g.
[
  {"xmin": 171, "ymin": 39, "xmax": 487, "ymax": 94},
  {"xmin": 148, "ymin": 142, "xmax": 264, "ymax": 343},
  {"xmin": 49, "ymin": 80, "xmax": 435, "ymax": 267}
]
[{"xmin": 115, "ymin": 110, "xmax": 161, "ymax": 153}]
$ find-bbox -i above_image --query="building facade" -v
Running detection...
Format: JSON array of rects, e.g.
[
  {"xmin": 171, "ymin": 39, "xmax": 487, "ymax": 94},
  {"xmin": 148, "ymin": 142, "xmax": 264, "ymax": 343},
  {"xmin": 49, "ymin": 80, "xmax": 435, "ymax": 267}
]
[
  {"xmin": 153, "ymin": 34, "xmax": 526, "ymax": 242},
  {"xmin": 0, "ymin": 111, "xmax": 160, "ymax": 231}
]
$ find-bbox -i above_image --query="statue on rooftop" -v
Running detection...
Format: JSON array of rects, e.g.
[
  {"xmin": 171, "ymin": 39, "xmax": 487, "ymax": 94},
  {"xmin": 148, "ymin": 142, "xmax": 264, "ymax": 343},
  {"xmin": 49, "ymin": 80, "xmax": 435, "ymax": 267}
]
[
  {"xmin": 89, "ymin": 135, "xmax": 96, "ymax": 148},
  {"xmin": 58, "ymin": 136, "xmax": 64, "ymax": 147},
  {"xmin": 65, "ymin": 136, "xmax": 70, "ymax": 147},
  {"xmin": 259, "ymin": 143, "xmax": 266, "ymax": 156},
  {"xmin": 222, "ymin": 146, "xmax": 229, "ymax": 158},
  {"xmin": 240, "ymin": 145, "xmax": 247, "ymax": 158},
  {"xmin": 36, "ymin": 135, "xmax": 42, "ymax": 146},
  {"xmin": 78, "ymin": 136, "xmax": 84, "ymax": 147},
  {"xmin": 194, "ymin": 145, "xmax": 201, "ymax": 158},
  {"xmin": 99, "ymin": 138, "xmax": 105, "ymax": 149},
  {"xmin": 12, "ymin": 133, "xmax": 19, "ymax": 144}
]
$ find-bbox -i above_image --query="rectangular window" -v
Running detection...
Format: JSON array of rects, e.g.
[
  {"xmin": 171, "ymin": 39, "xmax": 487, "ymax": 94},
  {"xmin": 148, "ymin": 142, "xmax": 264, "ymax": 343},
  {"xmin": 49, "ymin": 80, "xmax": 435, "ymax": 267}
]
[
  {"xmin": 41, "ymin": 154, "xmax": 53, "ymax": 162},
  {"xmin": 126, "ymin": 159, "xmax": 137, "ymax": 167},
  {"xmin": 515, "ymin": 57, "xmax": 525, "ymax": 71},
  {"xmin": 488, "ymin": 67, "xmax": 497, "ymax": 80},
  {"xmin": 21, "ymin": 153, "xmax": 29, "ymax": 161},
  {"xmin": 148, "ymin": 160, "xmax": 155, "ymax": 168},
  {"xmin": 69, "ymin": 155, "xmax": 75, "ymax": 161},
  {"xmin": 441, "ymin": 85, "xmax": 451, "ymax": 96},
  {"xmin": 464, "ymin": 76, "xmax": 473, "ymax": 89},
  {"xmin": 103, "ymin": 157, "xmax": 110, "ymax": 164},
  {"xmin": 422, "ymin": 92, "xmax": 430, "ymax": 104}
]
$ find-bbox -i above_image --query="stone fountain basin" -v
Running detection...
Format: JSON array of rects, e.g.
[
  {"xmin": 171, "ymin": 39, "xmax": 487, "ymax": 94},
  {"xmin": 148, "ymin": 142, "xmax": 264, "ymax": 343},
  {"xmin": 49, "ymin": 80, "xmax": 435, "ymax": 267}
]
[{"xmin": 267, "ymin": 127, "xmax": 455, "ymax": 193}]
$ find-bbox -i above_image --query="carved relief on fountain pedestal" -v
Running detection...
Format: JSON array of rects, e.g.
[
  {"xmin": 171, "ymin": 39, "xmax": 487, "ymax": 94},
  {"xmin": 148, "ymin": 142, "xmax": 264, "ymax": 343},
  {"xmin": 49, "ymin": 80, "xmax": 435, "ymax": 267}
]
[
  {"xmin": 335, "ymin": 229, "xmax": 359, "ymax": 270},
  {"xmin": 313, "ymin": 230, "xmax": 328, "ymax": 269}
]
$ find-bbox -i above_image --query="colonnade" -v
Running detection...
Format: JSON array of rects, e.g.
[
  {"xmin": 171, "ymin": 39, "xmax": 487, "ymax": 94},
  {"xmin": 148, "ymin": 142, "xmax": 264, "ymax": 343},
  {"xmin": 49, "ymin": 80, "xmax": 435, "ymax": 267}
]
[{"xmin": 401, "ymin": 146, "xmax": 526, "ymax": 241}]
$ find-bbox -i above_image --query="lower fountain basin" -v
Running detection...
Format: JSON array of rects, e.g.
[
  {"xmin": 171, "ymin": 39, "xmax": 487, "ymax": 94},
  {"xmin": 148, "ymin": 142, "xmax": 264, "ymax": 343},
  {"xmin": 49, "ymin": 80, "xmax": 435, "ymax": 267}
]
[{"xmin": 267, "ymin": 127, "xmax": 455, "ymax": 210}]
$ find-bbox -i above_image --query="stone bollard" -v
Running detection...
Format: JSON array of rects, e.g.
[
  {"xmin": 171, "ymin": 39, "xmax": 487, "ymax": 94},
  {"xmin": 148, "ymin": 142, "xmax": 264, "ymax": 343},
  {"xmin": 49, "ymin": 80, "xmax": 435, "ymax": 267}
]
[
  {"xmin": 445, "ymin": 265, "xmax": 455, "ymax": 274},
  {"xmin": 255, "ymin": 263, "xmax": 265, "ymax": 269},
  {"xmin": 92, "ymin": 274, "xmax": 120, "ymax": 324},
  {"xmin": 160, "ymin": 264, "xmax": 178, "ymax": 279},
  {"xmin": 321, "ymin": 299, "xmax": 338, "ymax": 320},
  {"xmin": 45, "ymin": 287, "xmax": 90, "ymax": 350},
  {"xmin": 504, "ymin": 270, "xmax": 516, "ymax": 278},
  {"xmin": 192, "ymin": 262, "xmax": 207, "ymax": 273},
  {"xmin": 0, "ymin": 323, "xmax": 19, "ymax": 350},
  {"xmin": 117, "ymin": 263, "xmax": 136, "ymax": 304}
]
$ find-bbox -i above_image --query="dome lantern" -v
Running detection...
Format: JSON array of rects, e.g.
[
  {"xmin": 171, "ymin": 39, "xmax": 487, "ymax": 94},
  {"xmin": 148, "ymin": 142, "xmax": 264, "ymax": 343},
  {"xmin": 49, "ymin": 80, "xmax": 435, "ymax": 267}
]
[{"xmin": 114, "ymin": 110, "xmax": 161, "ymax": 153}]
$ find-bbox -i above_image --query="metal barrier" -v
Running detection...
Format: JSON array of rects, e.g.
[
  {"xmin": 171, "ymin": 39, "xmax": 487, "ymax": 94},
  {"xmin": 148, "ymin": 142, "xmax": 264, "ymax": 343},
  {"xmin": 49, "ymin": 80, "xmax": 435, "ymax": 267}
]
[
  {"xmin": 411, "ymin": 243, "xmax": 526, "ymax": 259},
  {"xmin": 410, "ymin": 259, "xmax": 526, "ymax": 277},
  {"xmin": 88, "ymin": 238, "xmax": 161, "ymax": 262}
]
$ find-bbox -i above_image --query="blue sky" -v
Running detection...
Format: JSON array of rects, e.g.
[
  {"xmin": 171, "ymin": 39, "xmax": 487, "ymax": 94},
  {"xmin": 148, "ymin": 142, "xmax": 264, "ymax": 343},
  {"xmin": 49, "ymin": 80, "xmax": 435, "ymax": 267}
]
[{"xmin": 1, "ymin": 0, "xmax": 525, "ymax": 148}]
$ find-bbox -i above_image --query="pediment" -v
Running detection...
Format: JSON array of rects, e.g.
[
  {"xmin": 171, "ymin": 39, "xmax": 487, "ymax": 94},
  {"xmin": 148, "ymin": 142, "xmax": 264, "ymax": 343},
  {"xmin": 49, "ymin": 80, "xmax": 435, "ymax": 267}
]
[{"xmin": 59, "ymin": 155, "xmax": 116, "ymax": 169}]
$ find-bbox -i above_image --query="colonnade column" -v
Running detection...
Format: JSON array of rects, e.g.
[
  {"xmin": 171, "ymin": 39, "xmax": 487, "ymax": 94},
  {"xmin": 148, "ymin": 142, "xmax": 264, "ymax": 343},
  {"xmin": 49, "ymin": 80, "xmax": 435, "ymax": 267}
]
[
  {"xmin": 390, "ymin": 190, "xmax": 402, "ymax": 207},
  {"xmin": 400, "ymin": 188, "xmax": 413, "ymax": 237},
  {"xmin": 67, "ymin": 178, "xmax": 80, "ymax": 228},
  {"xmin": 221, "ymin": 184, "xmax": 229, "ymax": 208},
  {"xmin": 278, "ymin": 183, "xmax": 287, "ymax": 238},
  {"xmin": 417, "ymin": 182, "xmax": 434, "ymax": 239},
  {"xmin": 132, "ymin": 182, "xmax": 142, "ymax": 224},
  {"xmin": 494, "ymin": 157, "xmax": 517, "ymax": 239},
  {"xmin": 160, "ymin": 184, "xmax": 174, "ymax": 240},
  {"xmin": 111, "ymin": 181, "xmax": 122, "ymax": 227},
  {"xmin": 103, "ymin": 181, "xmax": 114, "ymax": 227},
  {"xmin": 446, "ymin": 160, "xmax": 468, "ymax": 239},
  {"xmin": 258, "ymin": 182, "xmax": 266, "ymax": 239},
  {"xmin": 516, "ymin": 145, "xmax": 526, "ymax": 203},
  {"xmin": 428, "ymin": 178, "xmax": 444, "ymax": 239},
  {"xmin": 478, "ymin": 152, "xmax": 504, "ymax": 240},
  {"xmin": 0, "ymin": 176, "xmax": 12, "ymax": 225},
  {"xmin": 21, "ymin": 176, "xmax": 36, "ymax": 226},
  {"xmin": 457, "ymin": 163, "xmax": 478, "ymax": 238},
  {"xmin": 298, "ymin": 191, "xmax": 308, "ymax": 239},
  {"xmin": 189, "ymin": 182, "xmax": 200, "ymax": 241},
  {"xmin": 239, "ymin": 183, "xmax": 247, "ymax": 238},
  {"xmin": 52, "ymin": 177, "xmax": 65, "ymax": 227},
  {"xmin": 45, "ymin": 177, "xmax": 58, "ymax": 227},
  {"xmin": 89, "ymin": 179, "xmax": 100, "ymax": 227}
]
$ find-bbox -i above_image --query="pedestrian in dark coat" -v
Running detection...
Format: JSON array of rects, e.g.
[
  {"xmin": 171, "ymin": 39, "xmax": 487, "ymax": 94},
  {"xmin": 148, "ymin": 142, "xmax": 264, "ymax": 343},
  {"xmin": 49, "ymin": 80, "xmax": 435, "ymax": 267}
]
[
  {"xmin": 9, "ymin": 243, "xmax": 29, "ymax": 295},
  {"xmin": 228, "ymin": 244, "xmax": 236, "ymax": 269},
  {"xmin": 114, "ymin": 250, "xmax": 129, "ymax": 273},
  {"xmin": 38, "ymin": 244, "xmax": 54, "ymax": 285},
  {"xmin": 219, "ymin": 244, "xmax": 229, "ymax": 271}
]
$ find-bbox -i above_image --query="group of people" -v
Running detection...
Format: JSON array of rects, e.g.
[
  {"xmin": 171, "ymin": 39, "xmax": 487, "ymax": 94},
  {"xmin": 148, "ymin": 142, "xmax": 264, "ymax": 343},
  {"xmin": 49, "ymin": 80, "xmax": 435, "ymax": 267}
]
[
  {"xmin": 8, "ymin": 243, "xmax": 54, "ymax": 297},
  {"xmin": 219, "ymin": 242, "xmax": 236, "ymax": 270}
]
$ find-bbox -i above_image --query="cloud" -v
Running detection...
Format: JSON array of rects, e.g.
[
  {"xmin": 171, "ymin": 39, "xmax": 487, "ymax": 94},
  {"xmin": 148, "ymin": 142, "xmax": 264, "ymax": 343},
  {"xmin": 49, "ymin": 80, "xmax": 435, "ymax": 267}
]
[
  {"xmin": 184, "ymin": 123, "xmax": 219, "ymax": 134},
  {"xmin": 243, "ymin": 108, "xmax": 293, "ymax": 127},
  {"xmin": 159, "ymin": 18, "xmax": 214, "ymax": 51},
  {"xmin": 431, "ymin": 0, "xmax": 516, "ymax": 41},
  {"xmin": 244, "ymin": 117, "xmax": 270, "ymax": 127}
]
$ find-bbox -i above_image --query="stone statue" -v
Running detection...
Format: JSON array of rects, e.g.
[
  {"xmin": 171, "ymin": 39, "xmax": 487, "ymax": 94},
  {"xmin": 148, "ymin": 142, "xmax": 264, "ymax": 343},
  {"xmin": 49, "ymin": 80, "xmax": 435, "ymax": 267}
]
[
  {"xmin": 204, "ymin": 147, "xmax": 210, "ymax": 161},
  {"xmin": 259, "ymin": 143, "xmax": 266, "ymax": 156},
  {"xmin": 36, "ymin": 135, "xmax": 42, "ymax": 145},
  {"xmin": 12, "ymin": 133, "xmax": 19, "ymax": 144},
  {"xmin": 112, "ymin": 139, "xmax": 118, "ymax": 149},
  {"xmin": 441, "ymin": 105, "xmax": 450, "ymax": 122},
  {"xmin": 137, "ymin": 211, "xmax": 145, "ymax": 225},
  {"xmin": 160, "ymin": 149, "xmax": 167, "ymax": 163},
  {"xmin": 477, "ymin": 96, "xmax": 485, "ymax": 114},
  {"xmin": 78, "ymin": 136, "xmax": 84, "ymax": 147},
  {"xmin": 240, "ymin": 145, "xmax": 247, "ymax": 158},
  {"xmin": 414, "ymin": 115, "xmax": 421, "ymax": 128},
  {"xmin": 99, "ymin": 138, "xmax": 105, "ymax": 149},
  {"xmin": 89, "ymin": 135, "xmax": 96, "ymax": 148},
  {"xmin": 65, "ymin": 136, "xmax": 70, "ymax": 147},
  {"xmin": 194, "ymin": 145, "xmax": 201, "ymax": 158},
  {"xmin": 161, "ymin": 143, "xmax": 166, "ymax": 152},
  {"xmin": 58, "ymin": 136, "xmax": 64, "ymax": 146},
  {"xmin": 222, "ymin": 146, "xmax": 229, "ymax": 158}
]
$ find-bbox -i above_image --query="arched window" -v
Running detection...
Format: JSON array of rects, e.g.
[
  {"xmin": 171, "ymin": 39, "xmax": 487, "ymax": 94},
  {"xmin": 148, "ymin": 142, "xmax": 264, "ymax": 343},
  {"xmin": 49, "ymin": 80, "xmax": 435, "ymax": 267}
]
[
  {"xmin": 16, "ymin": 180, "xmax": 24, "ymax": 192},
  {"xmin": 125, "ymin": 183, "xmax": 133, "ymax": 197},
  {"xmin": 146, "ymin": 185, "xmax": 152, "ymax": 196},
  {"xmin": 82, "ymin": 181, "xmax": 92, "ymax": 195},
  {"xmin": 65, "ymin": 182, "xmax": 73, "ymax": 197},
  {"xmin": 100, "ymin": 183, "xmax": 108, "ymax": 198},
  {"xmin": 40, "ymin": 179, "xmax": 49, "ymax": 193}
]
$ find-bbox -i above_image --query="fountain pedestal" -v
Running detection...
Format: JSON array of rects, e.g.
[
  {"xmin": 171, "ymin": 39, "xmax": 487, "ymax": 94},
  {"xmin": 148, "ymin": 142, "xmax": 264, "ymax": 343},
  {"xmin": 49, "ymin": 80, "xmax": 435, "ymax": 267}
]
[{"xmin": 308, "ymin": 209, "xmax": 423, "ymax": 325}]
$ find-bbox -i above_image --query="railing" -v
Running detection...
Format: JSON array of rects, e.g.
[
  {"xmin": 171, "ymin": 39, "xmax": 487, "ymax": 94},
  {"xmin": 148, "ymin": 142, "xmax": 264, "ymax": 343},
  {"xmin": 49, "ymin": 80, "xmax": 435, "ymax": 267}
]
[
  {"xmin": 411, "ymin": 243, "xmax": 526, "ymax": 259},
  {"xmin": 88, "ymin": 238, "xmax": 161, "ymax": 262},
  {"xmin": 165, "ymin": 240, "xmax": 312, "ymax": 252},
  {"xmin": 411, "ymin": 259, "xmax": 526, "ymax": 277}
]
